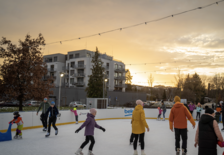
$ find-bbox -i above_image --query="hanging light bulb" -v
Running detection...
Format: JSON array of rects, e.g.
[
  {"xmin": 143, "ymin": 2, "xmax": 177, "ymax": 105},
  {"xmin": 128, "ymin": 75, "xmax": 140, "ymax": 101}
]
[
  {"xmin": 216, "ymin": 2, "xmax": 218, "ymax": 5},
  {"xmin": 120, "ymin": 28, "xmax": 122, "ymax": 31},
  {"xmin": 198, "ymin": 7, "xmax": 202, "ymax": 9},
  {"xmin": 79, "ymin": 38, "xmax": 81, "ymax": 39},
  {"xmin": 60, "ymin": 41, "xmax": 62, "ymax": 44},
  {"xmin": 99, "ymin": 33, "xmax": 101, "ymax": 36},
  {"xmin": 145, "ymin": 22, "xmax": 147, "ymax": 25},
  {"xmin": 172, "ymin": 15, "xmax": 174, "ymax": 17}
]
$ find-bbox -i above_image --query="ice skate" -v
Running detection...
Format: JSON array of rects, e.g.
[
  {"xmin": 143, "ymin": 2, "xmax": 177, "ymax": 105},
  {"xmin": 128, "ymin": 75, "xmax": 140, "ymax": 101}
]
[
  {"xmin": 76, "ymin": 122, "xmax": 79, "ymax": 124},
  {"xmin": 88, "ymin": 151, "xmax": 94, "ymax": 155},
  {"xmin": 45, "ymin": 132, "xmax": 50, "ymax": 137},
  {"xmin": 130, "ymin": 142, "xmax": 133, "ymax": 145},
  {"xmin": 182, "ymin": 149, "xmax": 187, "ymax": 155},
  {"xmin": 221, "ymin": 128, "xmax": 224, "ymax": 131},
  {"xmin": 141, "ymin": 150, "xmax": 146, "ymax": 155},
  {"xmin": 55, "ymin": 130, "xmax": 58, "ymax": 135},
  {"xmin": 176, "ymin": 148, "xmax": 180, "ymax": 155},
  {"xmin": 13, "ymin": 135, "xmax": 18, "ymax": 139},
  {"xmin": 75, "ymin": 148, "xmax": 83, "ymax": 155},
  {"xmin": 43, "ymin": 128, "xmax": 47, "ymax": 132},
  {"xmin": 133, "ymin": 150, "xmax": 138, "ymax": 155},
  {"xmin": 18, "ymin": 135, "xmax": 22, "ymax": 139},
  {"xmin": 162, "ymin": 118, "xmax": 165, "ymax": 121}
]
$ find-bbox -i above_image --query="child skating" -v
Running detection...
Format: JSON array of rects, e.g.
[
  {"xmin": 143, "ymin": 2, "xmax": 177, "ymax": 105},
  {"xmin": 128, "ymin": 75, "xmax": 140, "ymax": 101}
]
[
  {"xmin": 9, "ymin": 111, "xmax": 24, "ymax": 139},
  {"xmin": 75, "ymin": 108, "xmax": 106, "ymax": 155},
  {"xmin": 157, "ymin": 107, "xmax": 163, "ymax": 121},
  {"xmin": 71, "ymin": 108, "xmax": 79, "ymax": 124},
  {"xmin": 45, "ymin": 101, "xmax": 59, "ymax": 137},
  {"xmin": 196, "ymin": 103, "xmax": 202, "ymax": 121}
]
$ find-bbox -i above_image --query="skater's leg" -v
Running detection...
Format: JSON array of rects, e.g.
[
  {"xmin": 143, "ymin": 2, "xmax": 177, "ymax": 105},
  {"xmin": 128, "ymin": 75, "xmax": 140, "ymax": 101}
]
[
  {"xmin": 88, "ymin": 136, "xmax": 95, "ymax": 151},
  {"xmin": 43, "ymin": 114, "xmax": 48, "ymax": 129},
  {"xmin": 199, "ymin": 113, "xmax": 201, "ymax": 120},
  {"xmin": 76, "ymin": 115, "xmax": 78, "ymax": 122},
  {"xmin": 163, "ymin": 110, "xmax": 166, "ymax": 118},
  {"xmin": 48, "ymin": 117, "xmax": 52, "ymax": 133},
  {"xmin": 175, "ymin": 128, "xmax": 181, "ymax": 152},
  {"xmin": 133, "ymin": 134, "xmax": 139, "ymax": 150},
  {"xmin": 180, "ymin": 128, "xmax": 188, "ymax": 153},
  {"xmin": 80, "ymin": 136, "xmax": 90, "ymax": 149},
  {"xmin": 130, "ymin": 133, "xmax": 134, "ymax": 143},
  {"xmin": 40, "ymin": 113, "xmax": 45, "ymax": 128},
  {"xmin": 139, "ymin": 133, "xmax": 145, "ymax": 150},
  {"xmin": 17, "ymin": 124, "xmax": 23, "ymax": 136},
  {"xmin": 52, "ymin": 117, "xmax": 58, "ymax": 130}
]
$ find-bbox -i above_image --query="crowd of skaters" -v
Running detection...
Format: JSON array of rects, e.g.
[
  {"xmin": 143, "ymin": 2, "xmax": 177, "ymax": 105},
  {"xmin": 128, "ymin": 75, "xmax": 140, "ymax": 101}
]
[{"xmin": 7, "ymin": 96, "xmax": 224, "ymax": 155}]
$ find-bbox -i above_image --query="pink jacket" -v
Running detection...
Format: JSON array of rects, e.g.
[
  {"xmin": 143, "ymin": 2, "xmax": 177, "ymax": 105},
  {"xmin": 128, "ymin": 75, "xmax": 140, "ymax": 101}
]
[
  {"xmin": 159, "ymin": 109, "xmax": 163, "ymax": 114},
  {"xmin": 70, "ymin": 109, "xmax": 78, "ymax": 116}
]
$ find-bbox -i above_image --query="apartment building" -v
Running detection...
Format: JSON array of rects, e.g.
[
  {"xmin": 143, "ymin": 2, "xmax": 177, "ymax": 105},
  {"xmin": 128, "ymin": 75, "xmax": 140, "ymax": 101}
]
[{"xmin": 43, "ymin": 50, "xmax": 126, "ymax": 92}]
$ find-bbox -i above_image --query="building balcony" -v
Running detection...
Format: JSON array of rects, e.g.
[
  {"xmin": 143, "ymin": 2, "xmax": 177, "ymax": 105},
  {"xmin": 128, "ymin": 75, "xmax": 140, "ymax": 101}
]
[
  {"xmin": 114, "ymin": 76, "xmax": 126, "ymax": 80},
  {"xmin": 114, "ymin": 84, "xmax": 127, "ymax": 88},
  {"xmin": 103, "ymin": 65, "xmax": 110, "ymax": 70},
  {"xmin": 114, "ymin": 68, "xmax": 126, "ymax": 72},
  {"xmin": 48, "ymin": 68, "xmax": 56, "ymax": 72},
  {"xmin": 75, "ymin": 64, "xmax": 85, "ymax": 69},
  {"xmin": 72, "ymin": 82, "xmax": 85, "ymax": 87},
  {"xmin": 77, "ymin": 73, "xmax": 85, "ymax": 77},
  {"xmin": 70, "ymin": 65, "xmax": 75, "ymax": 70}
]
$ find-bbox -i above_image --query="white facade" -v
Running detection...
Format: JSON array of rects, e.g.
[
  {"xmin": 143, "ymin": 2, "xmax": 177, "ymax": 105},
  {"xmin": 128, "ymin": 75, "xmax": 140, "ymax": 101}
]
[{"xmin": 43, "ymin": 50, "xmax": 126, "ymax": 92}]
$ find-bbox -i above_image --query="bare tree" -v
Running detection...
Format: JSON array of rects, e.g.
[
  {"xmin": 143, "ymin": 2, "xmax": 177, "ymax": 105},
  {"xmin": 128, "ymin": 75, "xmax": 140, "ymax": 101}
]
[{"xmin": 148, "ymin": 73, "xmax": 154, "ymax": 87}]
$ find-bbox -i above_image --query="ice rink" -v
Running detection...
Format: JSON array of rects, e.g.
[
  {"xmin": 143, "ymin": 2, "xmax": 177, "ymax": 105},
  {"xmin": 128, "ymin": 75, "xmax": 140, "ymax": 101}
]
[{"xmin": 1, "ymin": 119, "xmax": 224, "ymax": 155}]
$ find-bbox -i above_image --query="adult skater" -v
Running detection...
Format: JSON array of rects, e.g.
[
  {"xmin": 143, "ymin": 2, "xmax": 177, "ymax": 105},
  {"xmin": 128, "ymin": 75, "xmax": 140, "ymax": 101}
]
[
  {"xmin": 132, "ymin": 100, "xmax": 149, "ymax": 155},
  {"xmin": 45, "ymin": 101, "xmax": 59, "ymax": 137},
  {"xmin": 161, "ymin": 100, "xmax": 166, "ymax": 121},
  {"xmin": 195, "ymin": 108, "xmax": 223, "ymax": 155},
  {"xmin": 75, "ymin": 108, "xmax": 106, "ymax": 155},
  {"xmin": 169, "ymin": 96, "xmax": 195, "ymax": 155},
  {"xmin": 36, "ymin": 97, "xmax": 50, "ymax": 131},
  {"xmin": 188, "ymin": 102, "xmax": 195, "ymax": 115},
  {"xmin": 220, "ymin": 101, "xmax": 224, "ymax": 131}
]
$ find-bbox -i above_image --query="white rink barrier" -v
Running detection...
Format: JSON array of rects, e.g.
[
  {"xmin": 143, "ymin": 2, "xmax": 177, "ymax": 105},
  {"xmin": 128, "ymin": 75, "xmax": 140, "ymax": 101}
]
[{"xmin": 0, "ymin": 108, "xmax": 204, "ymax": 132}]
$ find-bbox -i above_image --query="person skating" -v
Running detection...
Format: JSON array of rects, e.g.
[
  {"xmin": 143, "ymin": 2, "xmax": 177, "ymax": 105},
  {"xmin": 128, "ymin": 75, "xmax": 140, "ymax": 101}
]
[
  {"xmin": 169, "ymin": 96, "xmax": 195, "ymax": 155},
  {"xmin": 220, "ymin": 101, "xmax": 224, "ymax": 131},
  {"xmin": 9, "ymin": 111, "xmax": 24, "ymax": 139},
  {"xmin": 194, "ymin": 108, "xmax": 223, "ymax": 155},
  {"xmin": 132, "ymin": 100, "xmax": 149, "ymax": 155},
  {"xmin": 161, "ymin": 100, "xmax": 166, "ymax": 121},
  {"xmin": 157, "ymin": 107, "xmax": 163, "ymax": 121},
  {"xmin": 196, "ymin": 103, "xmax": 202, "ymax": 121},
  {"xmin": 45, "ymin": 101, "xmax": 59, "ymax": 137},
  {"xmin": 188, "ymin": 102, "xmax": 195, "ymax": 115},
  {"xmin": 36, "ymin": 97, "xmax": 50, "ymax": 131},
  {"xmin": 75, "ymin": 108, "xmax": 106, "ymax": 155},
  {"xmin": 71, "ymin": 108, "xmax": 79, "ymax": 124}
]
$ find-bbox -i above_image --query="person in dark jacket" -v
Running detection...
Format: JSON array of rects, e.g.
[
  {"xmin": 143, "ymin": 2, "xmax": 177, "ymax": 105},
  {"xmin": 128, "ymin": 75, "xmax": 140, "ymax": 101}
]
[
  {"xmin": 194, "ymin": 108, "xmax": 223, "ymax": 155},
  {"xmin": 45, "ymin": 101, "xmax": 59, "ymax": 137},
  {"xmin": 75, "ymin": 108, "xmax": 106, "ymax": 155},
  {"xmin": 161, "ymin": 100, "xmax": 166, "ymax": 121},
  {"xmin": 220, "ymin": 101, "xmax": 224, "ymax": 131},
  {"xmin": 37, "ymin": 97, "xmax": 50, "ymax": 131}
]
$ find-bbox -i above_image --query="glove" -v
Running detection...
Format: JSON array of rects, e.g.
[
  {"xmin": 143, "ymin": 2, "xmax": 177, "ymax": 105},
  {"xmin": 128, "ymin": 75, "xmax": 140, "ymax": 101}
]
[
  {"xmin": 100, "ymin": 127, "xmax": 106, "ymax": 132},
  {"xmin": 218, "ymin": 141, "xmax": 224, "ymax": 147},
  {"xmin": 9, "ymin": 122, "xmax": 13, "ymax": 124},
  {"xmin": 75, "ymin": 128, "xmax": 81, "ymax": 133}
]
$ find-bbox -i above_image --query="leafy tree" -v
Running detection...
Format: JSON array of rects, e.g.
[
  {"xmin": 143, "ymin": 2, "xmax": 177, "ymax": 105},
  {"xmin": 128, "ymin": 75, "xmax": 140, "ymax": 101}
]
[
  {"xmin": 0, "ymin": 34, "xmax": 54, "ymax": 111},
  {"xmin": 125, "ymin": 69, "xmax": 133, "ymax": 91},
  {"xmin": 86, "ymin": 47, "xmax": 105, "ymax": 98}
]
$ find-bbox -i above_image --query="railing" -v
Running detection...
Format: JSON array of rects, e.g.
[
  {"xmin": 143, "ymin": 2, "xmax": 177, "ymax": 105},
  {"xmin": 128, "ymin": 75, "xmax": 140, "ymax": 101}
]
[
  {"xmin": 114, "ymin": 84, "xmax": 127, "ymax": 88},
  {"xmin": 43, "ymin": 75, "xmax": 56, "ymax": 80},
  {"xmin": 72, "ymin": 82, "xmax": 85, "ymax": 86},
  {"xmin": 75, "ymin": 64, "xmax": 85, "ymax": 69},
  {"xmin": 70, "ymin": 65, "xmax": 75, "ymax": 69},
  {"xmin": 70, "ymin": 74, "xmax": 76, "ymax": 77},
  {"xmin": 77, "ymin": 73, "xmax": 85, "ymax": 77},
  {"xmin": 48, "ymin": 68, "xmax": 56, "ymax": 72},
  {"xmin": 114, "ymin": 76, "xmax": 126, "ymax": 80},
  {"xmin": 114, "ymin": 68, "xmax": 126, "ymax": 72},
  {"xmin": 103, "ymin": 65, "xmax": 110, "ymax": 70}
]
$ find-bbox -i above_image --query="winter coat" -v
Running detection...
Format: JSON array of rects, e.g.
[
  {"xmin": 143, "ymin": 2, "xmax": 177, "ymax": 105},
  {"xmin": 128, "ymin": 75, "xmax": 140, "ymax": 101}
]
[
  {"xmin": 197, "ymin": 107, "xmax": 202, "ymax": 113},
  {"xmin": 184, "ymin": 104, "xmax": 190, "ymax": 112},
  {"xmin": 189, "ymin": 104, "xmax": 196, "ymax": 111},
  {"xmin": 195, "ymin": 114, "xmax": 223, "ymax": 155},
  {"xmin": 132, "ymin": 105, "xmax": 149, "ymax": 134},
  {"xmin": 158, "ymin": 109, "xmax": 163, "ymax": 115},
  {"xmin": 169, "ymin": 102, "xmax": 195, "ymax": 130},
  {"xmin": 78, "ymin": 113, "xmax": 101, "ymax": 136},
  {"xmin": 70, "ymin": 109, "xmax": 78, "ymax": 116},
  {"xmin": 37, "ymin": 102, "xmax": 50, "ymax": 114},
  {"xmin": 45, "ymin": 106, "xmax": 59, "ymax": 118},
  {"xmin": 161, "ymin": 104, "xmax": 166, "ymax": 111},
  {"xmin": 11, "ymin": 116, "xmax": 23, "ymax": 126}
]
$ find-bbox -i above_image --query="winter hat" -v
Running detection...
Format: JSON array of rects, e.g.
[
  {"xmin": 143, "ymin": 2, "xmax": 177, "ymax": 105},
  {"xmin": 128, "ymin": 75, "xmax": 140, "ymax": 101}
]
[
  {"xmin": 73, "ymin": 108, "xmax": 77, "ymax": 110},
  {"xmin": 136, "ymin": 100, "xmax": 143, "ymax": 106},
  {"xmin": 51, "ymin": 101, "xmax": 55, "ymax": 105},
  {"xmin": 44, "ymin": 97, "xmax": 48, "ymax": 101},
  {"xmin": 13, "ymin": 111, "xmax": 19, "ymax": 116},
  {"xmin": 90, "ymin": 108, "xmax": 97, "ymax": 114},
  {"xmin": 205, "ymin": 108, "xmax": 214, "ymax": 115},
  {"xmin": 174, "ymin": 96, "xmax": 180, "ymax": 103}
]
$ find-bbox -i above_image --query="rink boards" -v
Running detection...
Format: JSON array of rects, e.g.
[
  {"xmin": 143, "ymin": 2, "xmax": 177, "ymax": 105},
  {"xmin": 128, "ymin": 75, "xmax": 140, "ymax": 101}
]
[{"xmin": 0, "ymin": 108, "xmax": 204, "ymax": 132}]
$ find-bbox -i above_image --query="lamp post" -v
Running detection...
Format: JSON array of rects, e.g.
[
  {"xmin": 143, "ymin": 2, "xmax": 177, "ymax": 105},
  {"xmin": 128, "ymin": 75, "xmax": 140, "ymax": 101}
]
[{"xmin": 58, "ymin": 73, "xmax": 64, "ymax": 110}]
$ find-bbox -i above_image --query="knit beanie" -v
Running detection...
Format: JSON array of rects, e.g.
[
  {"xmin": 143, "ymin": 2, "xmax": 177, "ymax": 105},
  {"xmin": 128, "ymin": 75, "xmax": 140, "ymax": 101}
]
[
  {"xmin": 205, "ymin": 108, "xmax": 214, "ymax": 114},
  {"xmin": 73, "ymin": 108, "xmax": 77, "ymax": 110},
  {"xmin": 90, "ymin": 108, "xmax": 97, "ymax": 114},
  {"xmin": 44, "ymin": 97, "xmax": 48, "ymax": 101},
  {"xmin": 174, "ymin": 96, "xmax": 180, "ymax": 103},
  {"xmin": 136, "ymin": 100, "xmax": 143, "ymax": 106},
  {"xmin": 51, "ymin": 101, "xmax": 55, "ymax": 105}
]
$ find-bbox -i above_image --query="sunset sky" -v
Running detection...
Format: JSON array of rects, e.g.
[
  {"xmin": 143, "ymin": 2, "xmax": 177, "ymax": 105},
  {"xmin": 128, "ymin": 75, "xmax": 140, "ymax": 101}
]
[{"xmin": 1, "ymin": 0, "xmax": 224, "ymax": 87}]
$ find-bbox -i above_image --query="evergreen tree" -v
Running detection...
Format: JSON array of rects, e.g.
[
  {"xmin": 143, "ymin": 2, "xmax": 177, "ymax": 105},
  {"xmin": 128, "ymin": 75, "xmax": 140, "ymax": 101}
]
[{"xmin": 86, "ymin": 47, "xmax": 105, "ymax": 98}]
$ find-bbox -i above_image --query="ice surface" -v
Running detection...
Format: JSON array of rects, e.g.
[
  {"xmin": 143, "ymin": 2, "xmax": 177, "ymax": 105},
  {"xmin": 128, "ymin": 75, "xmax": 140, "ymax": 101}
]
[{"xmin": 0, "ymin": 119, "xmax": 224, "ymax": 155}]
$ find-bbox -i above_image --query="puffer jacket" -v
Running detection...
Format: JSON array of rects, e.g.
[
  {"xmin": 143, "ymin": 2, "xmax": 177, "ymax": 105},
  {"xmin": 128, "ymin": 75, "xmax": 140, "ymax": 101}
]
[{"xmin": 132, "ymin": 105, "xmax": 149, "ymax": 134}]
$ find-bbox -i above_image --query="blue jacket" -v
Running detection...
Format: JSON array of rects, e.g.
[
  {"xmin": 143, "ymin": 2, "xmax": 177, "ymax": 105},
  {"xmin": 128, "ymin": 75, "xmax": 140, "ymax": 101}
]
[
  {"xmin": 197, "ymin": 107, "xmax": 202, "ymax": 113},
  {"xmin": 45, "ymin": 106, "xmax": 59, "ymax": 118}
]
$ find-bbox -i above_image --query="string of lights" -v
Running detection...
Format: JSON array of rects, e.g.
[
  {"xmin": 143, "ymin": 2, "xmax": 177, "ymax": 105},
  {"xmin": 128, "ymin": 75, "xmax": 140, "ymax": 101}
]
[{"xmin": 45, "ymin": 0, "xmax": 224, "ymax": 46}]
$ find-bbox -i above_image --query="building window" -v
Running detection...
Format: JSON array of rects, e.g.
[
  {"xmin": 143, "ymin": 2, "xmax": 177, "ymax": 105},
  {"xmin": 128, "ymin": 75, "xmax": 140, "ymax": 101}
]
[
  {"xmin": 70, "ymin": 78, "xmax": 74, "ymax": 84},
  {"xmin": 70, "ymin": 70, "xmax": 74, "ymax": 76},
  {"xmin": 75, "ymin": 53, "xmax": 80, "ymax": 58},
  {"xmin": 65, "ymin": 55, "xmax": 67, "ymax": 61},
  {"xmin": 54, "ymin": 56, "xmax": 57, "ymax": 62},
  {"xmin": 78, "ymin": 61, "xmax": 84, "ymax": 67},
  {"xmin": 71, "ymin": 62, "xmax": 75, "ymax": 68},
  {"xmin": 106, "ymin": 71, "xmax": 109, "ymax": 76},
  {"xmin": 69, "ymin": 54, "xmax": 73, "ymax": 59},
  {"xmin": 115, "ymin": 64, "xmax": 118, "ymax": 69},
  {"xmin": 77, "ymin": 77, "xmax": 84, "ymax": 82}
]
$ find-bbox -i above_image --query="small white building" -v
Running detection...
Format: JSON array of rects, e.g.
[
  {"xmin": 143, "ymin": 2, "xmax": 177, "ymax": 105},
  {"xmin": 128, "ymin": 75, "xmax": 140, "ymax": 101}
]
[{"xmin": 43, "ymin": 49, "xmax": 126, "ymax": 92}]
